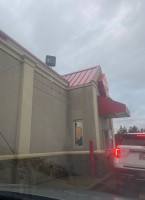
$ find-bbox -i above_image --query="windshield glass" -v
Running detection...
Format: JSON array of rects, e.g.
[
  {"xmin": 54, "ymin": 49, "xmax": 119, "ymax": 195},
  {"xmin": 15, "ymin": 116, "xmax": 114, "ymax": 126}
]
[
  {"xmin": 121, "ymin": 135, "xmax": 145, "ymax": 146},
  {"xmin": 0, "ymin": 0, "xmax": 145, "ymax": 199}
]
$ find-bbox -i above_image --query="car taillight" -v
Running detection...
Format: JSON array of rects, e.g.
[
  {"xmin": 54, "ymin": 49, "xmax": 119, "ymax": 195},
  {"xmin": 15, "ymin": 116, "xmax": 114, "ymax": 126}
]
[{"xmin": 115, "ymin": 148, "xmax": 120, "ymax": 158}]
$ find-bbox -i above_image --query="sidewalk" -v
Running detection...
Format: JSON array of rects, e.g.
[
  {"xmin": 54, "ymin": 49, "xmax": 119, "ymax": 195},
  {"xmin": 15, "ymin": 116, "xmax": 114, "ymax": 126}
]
[{"xmin": 36, "ymin": 173, "xmax": 113, "ymax": 190}]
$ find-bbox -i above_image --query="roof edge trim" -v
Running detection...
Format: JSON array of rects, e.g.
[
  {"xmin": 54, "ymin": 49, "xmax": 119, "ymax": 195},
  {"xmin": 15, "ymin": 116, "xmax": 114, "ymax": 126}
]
[
  {"xmin": 62, "ymin": 65, "xmax": 100, "ymax": 76},
  {"xmin": 0, "ymin": 29, "xmax": 68, "ymax": 85}
]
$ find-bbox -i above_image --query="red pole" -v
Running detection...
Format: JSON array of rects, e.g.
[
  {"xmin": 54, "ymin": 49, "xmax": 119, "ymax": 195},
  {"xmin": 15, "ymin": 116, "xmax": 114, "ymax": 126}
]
[{"xmin": 89, "ymin": 140, "xmax": 95, "ymax": 178}]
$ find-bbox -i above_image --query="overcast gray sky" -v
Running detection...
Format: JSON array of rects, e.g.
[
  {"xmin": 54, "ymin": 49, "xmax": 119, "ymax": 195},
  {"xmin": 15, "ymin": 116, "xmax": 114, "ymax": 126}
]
[{"xmin": 0, "ymin": 0, "xmax": 145, "ymax": 132}]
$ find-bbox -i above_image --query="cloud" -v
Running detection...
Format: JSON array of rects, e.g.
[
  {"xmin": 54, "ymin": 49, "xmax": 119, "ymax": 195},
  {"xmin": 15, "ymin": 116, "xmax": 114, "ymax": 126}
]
[{"xmin": 0, "ymin": 0, "xmax": 145, "ymax": 129}]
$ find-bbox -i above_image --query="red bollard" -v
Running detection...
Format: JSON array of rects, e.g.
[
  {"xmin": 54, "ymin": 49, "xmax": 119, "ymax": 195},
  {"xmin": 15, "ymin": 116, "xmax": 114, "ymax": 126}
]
[{"xmin": 89, "ymin": 140, "xmax": 95, "ymax": 178}]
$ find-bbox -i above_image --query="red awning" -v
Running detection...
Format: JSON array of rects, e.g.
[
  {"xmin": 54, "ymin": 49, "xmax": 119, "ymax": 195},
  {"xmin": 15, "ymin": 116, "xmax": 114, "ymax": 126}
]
[{"xmin": 98, "ymin": 96, "xmax": 130, "ymax": 118}]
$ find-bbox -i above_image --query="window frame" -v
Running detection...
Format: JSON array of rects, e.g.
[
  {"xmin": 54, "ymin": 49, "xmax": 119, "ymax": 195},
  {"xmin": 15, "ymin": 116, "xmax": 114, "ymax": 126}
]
[{"xmin": 73, "ymin": 120, "xmax": 84, "ymax": 148}]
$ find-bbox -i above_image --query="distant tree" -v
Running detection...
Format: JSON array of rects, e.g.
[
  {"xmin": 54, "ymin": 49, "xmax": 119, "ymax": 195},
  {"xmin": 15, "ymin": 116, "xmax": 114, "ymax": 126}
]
[
  {"xmin": 128, "ymin": 125, "xmax": 138, "ymax": 133},
  {"xmin": 128, "ymin": 126, "xmax": 132, "ymax": 133},
  {"xmin": 140, "ymin": 128, "xmax": 144, "ymax": 133},
  {"xmin": 139, "ymin": 129, "xmax": 144, "ymax": 133},
  {"xmin": 117, "ymin": 126, "xmax": 128, "ymax": 134},
  {"xmin": 117, "ymin": 125, "xmax": 123, "ymax": 134},
  {"xmin": 123, "ymin": 126, "xmax": 127, "ymax": 133},
  {"xmin": 115, "ymin": 125, "xmax": 145, "ymax": 146},
  {"xmin": 115, "ymin": 126, "xmax": 127, "ymax": 146}
]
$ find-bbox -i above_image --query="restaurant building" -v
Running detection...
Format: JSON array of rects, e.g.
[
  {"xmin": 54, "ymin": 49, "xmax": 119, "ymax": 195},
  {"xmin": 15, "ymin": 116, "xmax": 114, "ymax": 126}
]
[{"xmin": 0, "ymin": 30, "xmax": 130, "ymax": 177}]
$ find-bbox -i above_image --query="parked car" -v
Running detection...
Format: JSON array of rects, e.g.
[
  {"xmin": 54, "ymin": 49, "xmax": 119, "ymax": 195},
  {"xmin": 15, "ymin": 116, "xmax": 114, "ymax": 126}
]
[{"xmin": 114, "ymin": 133, "xmax": 145, "ymax": 180}]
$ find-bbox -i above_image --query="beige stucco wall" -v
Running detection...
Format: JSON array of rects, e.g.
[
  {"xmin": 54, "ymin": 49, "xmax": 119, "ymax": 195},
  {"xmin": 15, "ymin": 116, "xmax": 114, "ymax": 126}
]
[
  {"xmin": 0, "ymin": 49, "xmax": 21, "ymax": 154},
  {"xmin": 0, "ymin": 36, "xmax": 114, "ymax": 156},
  {"xmin": 30, "ymin": 71, "xmax": 67, "ymax": 153},
  {"xmin": 66, "ymin": 84, "xmax": 101, "ymax": 151}
]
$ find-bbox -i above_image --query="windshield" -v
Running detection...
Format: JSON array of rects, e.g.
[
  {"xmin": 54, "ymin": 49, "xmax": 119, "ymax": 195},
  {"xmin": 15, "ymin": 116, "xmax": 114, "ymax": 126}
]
[{"xmin": 0, "ymin": 0, "xmax": 145, "ymax": 199}]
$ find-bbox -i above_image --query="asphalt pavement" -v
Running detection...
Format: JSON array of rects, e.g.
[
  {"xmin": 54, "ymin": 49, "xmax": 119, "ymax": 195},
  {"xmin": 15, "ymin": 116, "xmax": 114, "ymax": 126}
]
[
  {"xmin": 92, "ymin": 173, "xmax": 145, "ymax": 199},
  {"xmin": 35, "ymin": 171, "xmax": 145, "ymax": 199}
]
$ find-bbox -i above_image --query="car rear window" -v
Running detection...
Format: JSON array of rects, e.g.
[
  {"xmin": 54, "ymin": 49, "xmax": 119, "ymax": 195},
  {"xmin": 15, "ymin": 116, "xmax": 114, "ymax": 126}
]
[{"xmin": 120, "ymin": 135, "xmax": 145, "ymax": 146}]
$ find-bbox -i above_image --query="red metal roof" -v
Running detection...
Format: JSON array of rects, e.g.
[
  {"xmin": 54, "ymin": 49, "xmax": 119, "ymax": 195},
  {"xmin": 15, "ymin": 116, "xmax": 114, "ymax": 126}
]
[
  {"xmin": 62, "ymin": 66, "xmax": 100, "ymax": 87},
  {"xmin": 0, "ymin": 29, "xmax": 68, "ymax": 84},
  {"xmin": 98, "ymin": 96, "xmax": 130, "ymax": 118}
]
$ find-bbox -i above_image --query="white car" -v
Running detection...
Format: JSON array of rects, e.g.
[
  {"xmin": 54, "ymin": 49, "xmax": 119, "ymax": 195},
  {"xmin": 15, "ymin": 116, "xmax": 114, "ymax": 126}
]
[{"xmin": 114, "ymin": 133, "xmax": 145, "ymax": 180}]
